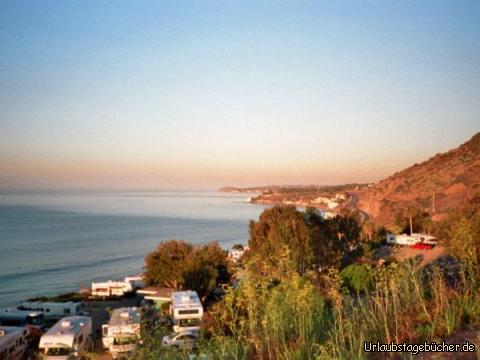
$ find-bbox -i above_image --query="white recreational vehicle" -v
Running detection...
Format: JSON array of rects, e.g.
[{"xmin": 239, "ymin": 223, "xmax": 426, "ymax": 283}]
[
  {"xmin": 91, "ymin": 280, "xmax": 133, "ymax": 298},
  {"xmin": 39, "ymin": 316, "xmax": 93, "ymax": 359},
  {"xmin": 0, "ymin": 326, "xmax": 32, "ymax": 360},
  {"xmin": 102, "ymin": 307, "xmax": 141, "ymax": 358},
  {"xmin": 18, "ymin": 301, "xmax": 81, "ymax": 319},
  {"xmin": 386, "ymin": 233, "xmax": 437, "ymax": 247},
  {"xmin": 171, "ymin": 291, "xmax": 203, "ymax": 333},
  {"xmin": 0, "ymin": 308, "xmax": 45, "ymax": 330}
]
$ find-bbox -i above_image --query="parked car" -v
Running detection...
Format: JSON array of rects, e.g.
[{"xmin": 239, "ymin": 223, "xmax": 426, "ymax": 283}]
[{"xmin": 162, "ymin": 331, "xmax": 198, "ymax": 350}]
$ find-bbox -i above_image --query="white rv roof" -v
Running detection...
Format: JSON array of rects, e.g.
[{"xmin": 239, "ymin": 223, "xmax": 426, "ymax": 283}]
[
  {"xmin": 39, "ymin": 316, "xmax": 91, "ymax": 349},
  {"xmin": 0, "ymin": 307, "xmax": 43, "ymax": 318},
  {"xmin": 0, "ymin": 326, "xmax": 26, "ymax": 348},
  {"xmin": 411, "ymin": 233, "xmax": 436, "ymax": 239},
  {"xmin": 92, "ymin": 280, "xmax": 128, "ymax": 286},
  {"xmin": 124, "ymin": 276, "xmax": 144, "ymax": 281},
  {"xmin": 20, "ymin": 301, "xmax": 79, "ymax": 307},
  {"xmin": 109, "ymin": 307, "xmax": 140, "ymax": 326},
  {"xmin": 171, "ymin": 291, "xmax": 202, "ymax": 308}
]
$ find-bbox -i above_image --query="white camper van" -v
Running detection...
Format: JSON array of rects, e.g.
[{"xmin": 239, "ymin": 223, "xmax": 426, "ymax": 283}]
[
  {"xmin": 39, "ymin": 316, "xmax": 93, "ymax": 359},
  {"xmin": 18, "ymin": 302, "xmax": 81, "ymax": 319},
  {"xmin": 386, "ymin": 233, "xmax": 437, "ymax": 247},
  {"xmin": 102, "ymin": 307, "xmax": 141, "ymax": 358},
  {"xmin": 171, "ymin": 291, "xmax": 203, "ymax": 333},
  {"xmin": 0, "ymin": 308, "xmax": 45, "ymax": 330},
  {"xmin": 0, "ymin": 326, "xmax": 32, "ymax": 360},
  {"xmin": 91, "ymin": 281, "xmax": 133, "ymax": 298}
]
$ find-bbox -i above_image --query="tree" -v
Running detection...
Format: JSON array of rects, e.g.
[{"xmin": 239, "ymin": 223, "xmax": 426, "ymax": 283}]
[
  {"xmin": 305, "ymin": 209, "xmax": 342, "ymax": 270},
  {"xmin": 305, "ymin": 208, "xmax": 361, "ymax": 270},
  {"xmin": 249, "ymin": 206, "xmax": 313, "ymax": 275},
  {"xmin": 184, "ymin": 242, "xmax": 231, "ymax": 295},
  {"xmin": 144, "ymin": 240, "xmax": 231, "ymax": 297},
  {"xmin": 144, "ymin": 240, "xmax": 192, "ymax": 288},
  {"xmin": 332, "ymin": 209, "xmax": 362, "ymax": 250},
  {"xmin": 394, "ymin": 207, "xmax": 431, "ymax": 234}
]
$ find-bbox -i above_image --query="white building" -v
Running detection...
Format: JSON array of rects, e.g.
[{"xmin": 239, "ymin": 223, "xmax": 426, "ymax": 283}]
[
  {"xmin": 326, "ymin": 199, "xmax": 339, "ymax": 209},
  {"xmin": 320, "ymin": 210, "xmax": 336, "ymax": 219},
  {"xmin": 312, "ymin": 196, "xmax": 329, "ymax": 204},
  {"xmin": 91, "ymin": 280, "xmax": 133, "ymax": 297}
]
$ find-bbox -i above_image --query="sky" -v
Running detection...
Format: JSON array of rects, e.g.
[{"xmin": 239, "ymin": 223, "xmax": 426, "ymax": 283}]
[{"xmin": 1, "ymin": 0, "xmax": 479, "ymax": 190}]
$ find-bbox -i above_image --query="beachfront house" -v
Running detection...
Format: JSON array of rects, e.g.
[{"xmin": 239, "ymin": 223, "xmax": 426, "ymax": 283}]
[{"xmin": 91, "ymin": 281, "xmax": 133, "ymax": 298}]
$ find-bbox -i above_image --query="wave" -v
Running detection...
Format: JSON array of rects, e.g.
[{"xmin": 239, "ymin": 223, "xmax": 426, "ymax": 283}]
[{"xmin": 0, "ymin": 253, "xmax": 142, "ymax": 284}]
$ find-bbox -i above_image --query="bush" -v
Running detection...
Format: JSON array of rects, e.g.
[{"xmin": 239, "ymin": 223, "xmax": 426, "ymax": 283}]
[{"xmin": 340, "ymin": 264, "xmax": 375, "ymax": 292}]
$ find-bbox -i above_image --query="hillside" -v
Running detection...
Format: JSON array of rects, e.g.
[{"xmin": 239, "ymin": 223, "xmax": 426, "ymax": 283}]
[
  {"xmin": 357, "ymin": 132, "xmax": 480, "ymax": 226},
  {"xmin": 219, "ymin": 184, "xmax": 368, "ymax": 211}
]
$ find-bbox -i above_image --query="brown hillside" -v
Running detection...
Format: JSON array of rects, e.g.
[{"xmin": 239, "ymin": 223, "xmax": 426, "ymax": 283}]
[{"xmin": 357, "ymin": 132, "xmax": 480, "ymax": 226}]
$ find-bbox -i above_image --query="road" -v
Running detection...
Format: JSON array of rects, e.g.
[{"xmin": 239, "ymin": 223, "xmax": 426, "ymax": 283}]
[{"xmin": 345, "ymin": 190, "xmax": 370, "ymax": 222}]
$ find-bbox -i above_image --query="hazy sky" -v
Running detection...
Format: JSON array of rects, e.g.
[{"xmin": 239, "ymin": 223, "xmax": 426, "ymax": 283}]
[{"xmin": 1, "ymin": 1, "xmax": 479, "ymax": 189}]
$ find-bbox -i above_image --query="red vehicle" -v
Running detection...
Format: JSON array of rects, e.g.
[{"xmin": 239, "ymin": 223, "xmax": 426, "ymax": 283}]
[{"xmin": 410, "ymin": 243, "xmax": 434, "ymax": 250}]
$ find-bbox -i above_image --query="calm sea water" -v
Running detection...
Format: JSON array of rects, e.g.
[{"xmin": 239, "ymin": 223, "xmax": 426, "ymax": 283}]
[{"xmin": 0, "ymin": 190, "xmax": 265, "ymax": 307}]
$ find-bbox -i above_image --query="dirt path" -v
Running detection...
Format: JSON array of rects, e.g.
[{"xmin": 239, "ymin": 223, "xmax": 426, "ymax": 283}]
[
  {"xmin": 345, "ymin": 190, "xmax": 370, "ymax": 222},
  {"xmin": 393, "ymin": 245, "xmax": 446, "ymax": 267}
]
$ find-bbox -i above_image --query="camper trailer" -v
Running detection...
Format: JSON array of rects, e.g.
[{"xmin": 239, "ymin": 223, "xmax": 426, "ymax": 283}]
[
  {"xmin": 0, "ymin": 326, "xmax": 31, "ymax": 360},
  {"xmin": 386, "ymin": 233, "xmax": 437, "ymax": 247},
  {"xmin": 39, "ymin": 316, "xmax": 93, "ymax": 359},
  {"xmin": 18, "ymin": 302, "xmax": 81, "ymax": 319},
  {"xmin": 171, "ymin": 291, "xmax": 203, "ymax": 333},
  {"xmin": 0, "ymin": 308, "xmax": 45, "ymax": 330},
  {"xmin": 91, "ymin": 280, "xmax": 133, "ymax": 298},
  {"xmin": 102, "ymin": 307, "xmax": 141, "ymax": 358}
]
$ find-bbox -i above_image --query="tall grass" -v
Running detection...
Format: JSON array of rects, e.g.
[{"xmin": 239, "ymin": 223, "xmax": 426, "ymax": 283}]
[
  {"xmin": 199, "ymin": 250, "xmax": 328, "ymax": 360},
  {"xmin": 323, "ymin": 261, "xmax": 480, "ymax": 359},
  {"xmin": 134, "ymin": 257, "xmax": 480, "ymax": 359}
]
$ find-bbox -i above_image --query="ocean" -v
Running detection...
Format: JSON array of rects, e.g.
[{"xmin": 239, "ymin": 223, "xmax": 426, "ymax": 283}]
[{"xmin": 0, "ymin": 190, "xmax": 265, "ymax": 307}]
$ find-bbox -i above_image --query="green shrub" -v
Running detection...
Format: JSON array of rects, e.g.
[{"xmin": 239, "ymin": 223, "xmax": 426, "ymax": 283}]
[{"xmin": 340, "ymin": 264, "xmax": 374, "ymax": 292}]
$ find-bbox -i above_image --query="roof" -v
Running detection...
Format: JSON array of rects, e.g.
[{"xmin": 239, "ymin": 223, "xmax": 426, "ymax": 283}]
[
  {"xmin": 0, "ymin": 307, "xmax": 43, "ymax": 319},
  {"xmin": 137, "ymin": 287, "xmax": 174, "ymax": 301},
  {"xmin": 171, "ymin": 291, "xmax": 202, "ymax": 308},
  {"xmin": 393, "ymin": 233, "xmax": 437, "ymax": 240},
  {"xmin": 92, "ymin": 280, "xmax": 129, "ymax": 286},
  {"xmin": 124, "ymin": 276, "xmax": 144, "ymax": 281},
  {"xmin": 108, "ymin": 307, "xmax": 140, "ymax": 327},
  {"xmin": 39, "ymin": 316, "xmax": 91, "ymax": 348},
  {"xmin": 20, "ymin": 301, "xmax": 79, "ymax": 308}
]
